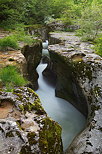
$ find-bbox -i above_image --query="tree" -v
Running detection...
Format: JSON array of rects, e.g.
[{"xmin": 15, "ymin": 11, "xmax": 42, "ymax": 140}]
[
  {"xmin": 78, "ymin": 3, "xmax": 102, "ymax": 41},
  {"xmin": 0, "ymin": 0, "xmax": 25, "ymax": 26}
]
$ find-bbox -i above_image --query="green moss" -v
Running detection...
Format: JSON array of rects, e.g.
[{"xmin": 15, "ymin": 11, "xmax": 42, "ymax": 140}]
[
  {"xmin": 27, "ymin": 132, "xmax": 37, "ymax": 145},
  {"xmin": 16, "ymin": 121, "xmax": 23, "ymax": 130},
  {"xmin": 31, "ymin": 99, "xmax": 46, "ymax": 115},
  {"xmin": 0, "ymin": 87, "xmax": 63, "ymax": 153},
  {"xmin": 39, "ymin": 117, "xmax": 63, "ymax": 153},
  {"xmin": 93, "ymin": 85, "xmax": 101, "ymax": 97},
  {"xmin": 27, "ymin": 87, "xmax": 38, "ymax": 97},
  {"xmin": 18, "ymin": 104, "xmax": 24, "ymax": 111},
  {"xmin": 13, "ymin": 88, "xmax": 46, "ymax": 115}
]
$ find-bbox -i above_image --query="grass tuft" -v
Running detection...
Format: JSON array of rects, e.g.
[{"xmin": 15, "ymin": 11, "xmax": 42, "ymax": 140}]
[
  {"xmin": 0, "ymin": 65, "xmax": 28, "ymax": 91},
  {"xmin": 0, "ymin": 35, "xmax": 18, "ymax": 51}
]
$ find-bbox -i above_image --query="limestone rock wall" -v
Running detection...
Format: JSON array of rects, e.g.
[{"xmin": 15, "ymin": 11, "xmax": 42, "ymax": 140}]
[
  {"xmin": 21, "ymin": 41, "xmax": 42, "ymax": 90},
  {"xmin": 48, "ymin": 32, "xmax": 102, "ymax": 153},
  {"xmin": 49, "ymin": 51, "xmax": 88, "ymax": 117},
  {"xmin": 66, "ymin": 60, "xmax": 102, "ymax": 154}
]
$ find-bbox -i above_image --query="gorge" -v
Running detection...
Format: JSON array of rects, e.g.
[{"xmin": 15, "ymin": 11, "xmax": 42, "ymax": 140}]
[
  {"xmin": 21, "ymin": 30, "xmax": 102, "ymax": 153},
  {"xmin": 0, "ymin": 29, "xmax": 102, "ymax": 154},
  {"xmin": 0, "ymin": 0, "xmax": 102, "ymax": 153}
]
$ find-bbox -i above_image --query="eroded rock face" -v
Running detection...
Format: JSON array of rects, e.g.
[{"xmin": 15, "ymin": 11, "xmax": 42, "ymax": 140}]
[
  {"xmin": 0, "ymin": 87, "xmax": 63, "ymax": 154},
  {"xmin": 48, "ymin": 32, "xmax": 102, "ymax": 153},
  {"xmin": 21, "ymin": 41, "xmax": 42, "ymax": 90},
  {"xmin": 0, "ymin": 50, "xmax": 26, "ymax": 73}
]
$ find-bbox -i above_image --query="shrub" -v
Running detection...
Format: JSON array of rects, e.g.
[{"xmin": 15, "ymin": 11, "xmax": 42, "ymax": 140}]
[
  {"xmin": 94, "ymin": 34, "xmax": 102, "ymax": 57},
  {"xmin": 0, "ymin": 35, "xmax": 18, "ymax": 51},
  {"xmin": 0, "ymin": 65, "xmax": 28, "ymax": 91},
  {"xmin": 0, "ymin": 27, "xmax": 36, "ymax": 51},
  {"xmin": 76, "ymin": 4, "xmax": 102, "ymax": 41}
]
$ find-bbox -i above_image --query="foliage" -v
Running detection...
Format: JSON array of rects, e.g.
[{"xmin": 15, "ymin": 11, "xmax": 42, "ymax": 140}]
[
  {"xmin": 12, "ymin": 27, "xmax": 35, "ymax": 45},
  {"xmin": 0, "ymin": 0, "xmax": 72, "ymax": 26},
  {"xmin": 76, "ymin": 4, "xmax": 102, "ymax": 41},
  {"xmin": 0, "ymin": 35, "xmax": 18, "ymax": 50},
  {"xmin": 0, "ymin": 27, "xmax": 36, "ymax": 50},
  {"xmin": 0, "ymin": 0, "xmax": 25, "ymax": 27},
  {"xmin": 0, "ymin": 0, "xmax": 102, "ymax": 57},
  {"xmin": 94, "ymin": 34, "xmax": 102, "ymax": 57},
  {"xmin": 0, "ymin": 65, "xmax": 28, "ymax": 91},
  {"xmin": 61, "ymin": 3, "xmax": 82, "ymax": 25}
]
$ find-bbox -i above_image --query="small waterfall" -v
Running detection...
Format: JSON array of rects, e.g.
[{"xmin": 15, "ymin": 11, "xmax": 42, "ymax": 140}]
[
  {"xmin": 35, "ymin": 41, "xmax": 86, "ymax": 150},
  {"xmin": 42, "ymin": 40, "xmax": 48, "ymax": 49},
  {"xmin": 42, "ymin": 40, "xmax": 49, "ymax": 57}
]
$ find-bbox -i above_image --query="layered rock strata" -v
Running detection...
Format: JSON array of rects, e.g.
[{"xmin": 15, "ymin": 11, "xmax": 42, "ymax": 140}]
[
  {"xmin": 48, "ymin": 32, "xmax": 102, "ymax": 153},
  {"xmin": 0, "ymin": 87, "xmax": 63, "ymax": 154}
]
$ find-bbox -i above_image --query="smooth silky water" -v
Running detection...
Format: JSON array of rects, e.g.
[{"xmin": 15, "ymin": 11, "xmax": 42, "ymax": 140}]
[{"xmin": 36, "ymin": 47, "xmax": 86, "ymax": 151}]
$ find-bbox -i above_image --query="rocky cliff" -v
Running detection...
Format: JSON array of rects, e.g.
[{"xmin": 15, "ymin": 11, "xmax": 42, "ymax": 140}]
[
  {"xmin": 21, "ymin": 41, "xmax": 42, "ymax": 90},
  {"xmin": 48, "ymin": 32, "xmax": 102, "ymax": 153}
]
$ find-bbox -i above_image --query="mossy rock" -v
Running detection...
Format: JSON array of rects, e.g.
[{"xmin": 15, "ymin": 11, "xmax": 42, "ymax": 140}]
[{"xmin": 0, "ymin": 87, "xmax": 63, "ymax": 154}]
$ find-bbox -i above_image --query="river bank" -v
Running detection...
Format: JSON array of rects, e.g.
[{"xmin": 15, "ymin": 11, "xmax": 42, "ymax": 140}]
[{"xmin": 47, "ymin": 31, "xmax": 102, "ymax": 153}]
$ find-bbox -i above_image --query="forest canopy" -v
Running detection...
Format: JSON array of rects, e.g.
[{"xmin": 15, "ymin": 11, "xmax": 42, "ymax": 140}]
[
  {"xmin": 0, "ymin": 0, "xmax": 102, "ymax": 26},
  {"xmin": 0, "ymin": 0, "xmax": 102, "ymax": 55}
]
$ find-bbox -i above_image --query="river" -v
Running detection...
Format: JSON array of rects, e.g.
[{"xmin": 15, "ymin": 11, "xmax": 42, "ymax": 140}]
[{"xmin": 35, "ymin": 54, "xmax": 86, "ymax": 150}]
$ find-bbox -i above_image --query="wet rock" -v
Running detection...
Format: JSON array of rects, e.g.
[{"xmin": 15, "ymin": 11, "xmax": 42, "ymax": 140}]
[
  {"xmin": 0, "ymin": 87, "xmax": 63, "ymax": 154},
  {"xmin": 21, "ymin": 41, "xmax": 42, "ymax": 90},
  {"xmin": 48, "ymin": 31, "xmax": 102, "ymax": 153},
  {"xmin": 42, "ymin": 56, "xmax": 50, "ymax": 64}
]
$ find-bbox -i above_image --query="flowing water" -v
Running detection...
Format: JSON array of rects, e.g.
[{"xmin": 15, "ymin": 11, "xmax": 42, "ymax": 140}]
[{"xmin": 36, "ymin": 47, "xmax": 86, "ymax": 150}]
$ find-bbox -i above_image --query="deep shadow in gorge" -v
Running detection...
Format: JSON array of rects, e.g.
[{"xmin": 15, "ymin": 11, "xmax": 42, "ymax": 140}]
[
  {"xmin": 42, "ymin": 54, "xmax": 88, "ymax": 118},
  {"xmin": 21, "ymin": 41, "xmax": 42, "ymax": 90}
]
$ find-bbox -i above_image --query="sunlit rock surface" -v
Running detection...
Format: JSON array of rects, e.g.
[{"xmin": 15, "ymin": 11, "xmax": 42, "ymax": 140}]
[
  {"xmin": 0, "ymin": 87, "xmax": 63, "ymax": 154},
  {"xmin": 0, "ymin": 50, "xmax": 25, "ymax": 71},
  {"xmin": 48, "ymin": 32, "xmax": 102, "ymax": 153}
]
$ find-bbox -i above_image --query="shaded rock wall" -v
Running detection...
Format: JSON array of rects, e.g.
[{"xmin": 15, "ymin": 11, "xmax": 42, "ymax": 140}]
[
  {"xmin": 48, "ymin": 32, "xmax": 102, "ymax": 153},
  {"xmin": 49, "ymin": 51, "xmax": 88, "ymax": 117},
  {"xmin": 21, "ymin": 41, "xmax": 42, "ymax": 90},
  {"xmin": 0, "ymin": 87, "xmax": 63, "ymax": 154},
  {"xmin": 65, "ymin": 61, "xmax": 102, "ymax": 154}
]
